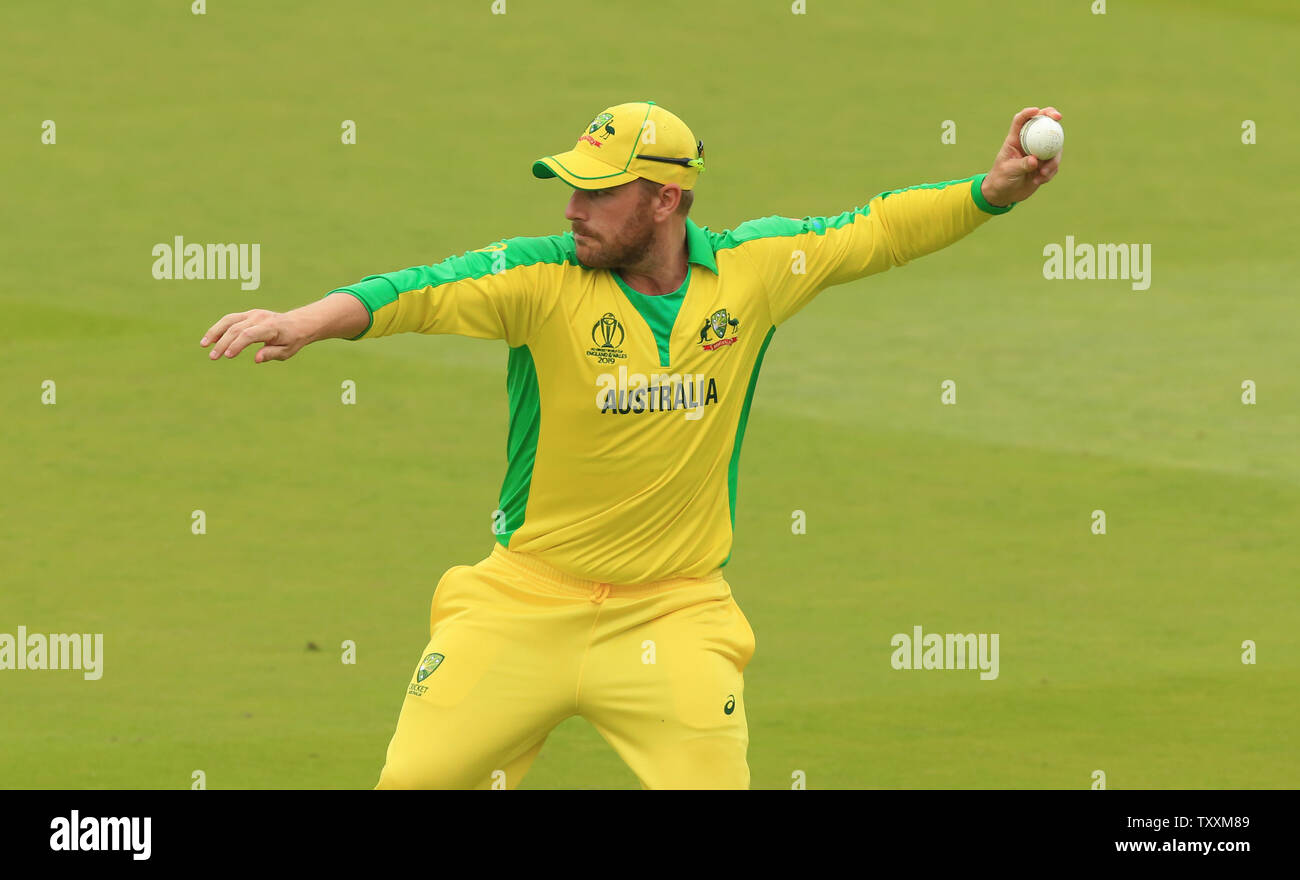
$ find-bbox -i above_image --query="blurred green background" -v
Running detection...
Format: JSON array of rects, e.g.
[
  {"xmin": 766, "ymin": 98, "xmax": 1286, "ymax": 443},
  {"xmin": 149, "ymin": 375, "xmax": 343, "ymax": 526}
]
[{"xmin": 2, "ymin": 0, "xmax": 1296, "ymax": 789}]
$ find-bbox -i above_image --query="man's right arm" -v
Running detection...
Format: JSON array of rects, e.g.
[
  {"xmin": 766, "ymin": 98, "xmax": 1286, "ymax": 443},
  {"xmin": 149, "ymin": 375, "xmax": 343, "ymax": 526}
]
[
  {"xmin": 202, "ymin": 232, "xmax": 568, "ymax": 363},
  {"xmin": 324, "ymin": 236, "xmax": 564, "ymax": 346},
  {"xmin": 200, "ymin": 293, "xmax": 369, "ymax": 363}
]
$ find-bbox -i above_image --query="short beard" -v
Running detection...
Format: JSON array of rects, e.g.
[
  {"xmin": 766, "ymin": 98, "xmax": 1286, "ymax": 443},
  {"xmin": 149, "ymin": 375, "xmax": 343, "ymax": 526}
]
[{"xmin": 579, "ymin": 197, "xmax": 657, "ymax": 270}]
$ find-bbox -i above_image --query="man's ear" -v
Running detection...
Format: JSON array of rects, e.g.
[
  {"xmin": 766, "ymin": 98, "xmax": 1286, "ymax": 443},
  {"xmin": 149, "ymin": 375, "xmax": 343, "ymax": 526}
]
[{"xmin": 659, "ymin": 184, "xmax": 682, "ymax": 219}]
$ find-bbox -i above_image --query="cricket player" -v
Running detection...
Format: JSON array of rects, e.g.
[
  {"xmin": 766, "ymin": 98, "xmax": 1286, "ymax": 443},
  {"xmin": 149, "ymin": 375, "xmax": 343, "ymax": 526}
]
[{"xmin": 200, "ymin": 101, "xmax": 1062, "ymax": 789}]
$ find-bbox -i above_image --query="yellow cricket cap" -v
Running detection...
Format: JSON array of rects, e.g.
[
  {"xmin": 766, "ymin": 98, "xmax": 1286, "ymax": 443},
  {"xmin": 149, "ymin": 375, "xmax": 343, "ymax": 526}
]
[{"xmin": 531, "ymin": 101, "xmax": 704, "ymax": 190}]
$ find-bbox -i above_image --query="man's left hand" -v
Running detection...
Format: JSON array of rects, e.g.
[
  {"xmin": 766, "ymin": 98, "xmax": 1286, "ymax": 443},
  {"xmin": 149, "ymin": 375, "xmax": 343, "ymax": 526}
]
[{"xmin": 981, "ymin": 106, "xmax": 1063, "ymax": 208}]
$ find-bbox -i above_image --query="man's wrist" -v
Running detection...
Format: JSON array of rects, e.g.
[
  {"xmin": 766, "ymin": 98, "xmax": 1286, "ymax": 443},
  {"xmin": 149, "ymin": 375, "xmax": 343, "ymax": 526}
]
[{"xmin": 972, "ymin": 173, "xmax": 1015, "ymax": 215}]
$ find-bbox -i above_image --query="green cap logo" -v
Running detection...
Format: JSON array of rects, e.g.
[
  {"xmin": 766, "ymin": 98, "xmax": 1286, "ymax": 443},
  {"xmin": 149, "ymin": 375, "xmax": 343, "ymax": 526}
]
[{"xmin": 416, "ymin": 652, "xmax": 445, "ymax": 682}]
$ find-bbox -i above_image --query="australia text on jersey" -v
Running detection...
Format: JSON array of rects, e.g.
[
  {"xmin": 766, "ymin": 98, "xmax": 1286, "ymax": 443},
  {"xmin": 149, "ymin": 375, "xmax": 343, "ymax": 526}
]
[{"xmin": 595, "ymin": 366, "xmax": 719, "ymax": 420}]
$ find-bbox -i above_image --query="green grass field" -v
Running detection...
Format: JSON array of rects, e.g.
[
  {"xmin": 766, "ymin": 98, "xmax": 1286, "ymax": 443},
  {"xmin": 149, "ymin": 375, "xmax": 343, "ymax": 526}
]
[{"xmin": 2, "ymin": 0, "xmax": 1296, "ymax": 789}]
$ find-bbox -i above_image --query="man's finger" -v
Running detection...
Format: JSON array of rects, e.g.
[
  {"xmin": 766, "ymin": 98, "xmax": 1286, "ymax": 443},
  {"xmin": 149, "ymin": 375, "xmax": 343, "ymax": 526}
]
[
  {"xmin": 1008, "ymin": 107, "xmax": 1041, "ymax": 142},
  {"xmin": 223, "ymin": 323, "xmax": 273, "ymax": 359},
  {"xmin": 201, "ymin": 312, "xmax": 250, "ymax": 348},
  {"xmin": 255, "ymin": 344, "xmax": 290, "ymax": 363},
  {"xmin": 208, "ymin": 319, "xmax": 251, "ymax": 359},
  {"xmin": 1034, "ymin": 152, "xmax": 1061, "ymax": 183}
]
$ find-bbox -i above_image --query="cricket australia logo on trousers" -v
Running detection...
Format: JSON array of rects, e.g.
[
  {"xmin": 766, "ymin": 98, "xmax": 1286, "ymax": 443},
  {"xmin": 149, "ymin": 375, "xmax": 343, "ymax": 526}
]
[
  {"xmin": 416, "ymin": 653, "xmax": 444, "ymax": 682},
  {"xmin": 408, "ymin": 652, "xmax": 442, "ymax": 696}
]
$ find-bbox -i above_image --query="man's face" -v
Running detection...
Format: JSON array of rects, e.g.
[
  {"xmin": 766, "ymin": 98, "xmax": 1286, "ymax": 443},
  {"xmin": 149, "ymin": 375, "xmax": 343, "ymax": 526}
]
[{"xmin": 565, "ymin": 180, "xmax": 657, "ymax": 269}]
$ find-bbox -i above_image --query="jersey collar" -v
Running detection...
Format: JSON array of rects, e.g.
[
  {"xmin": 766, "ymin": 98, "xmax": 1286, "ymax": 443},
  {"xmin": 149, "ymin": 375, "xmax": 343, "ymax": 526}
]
[{"xmin": 684, "ymin": 217, "xmax": 718, "ymax": 275}]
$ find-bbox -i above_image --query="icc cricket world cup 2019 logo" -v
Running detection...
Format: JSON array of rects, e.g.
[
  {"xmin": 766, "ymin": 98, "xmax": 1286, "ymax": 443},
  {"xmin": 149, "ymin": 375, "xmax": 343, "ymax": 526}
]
[
  {"xmin": 595, "ymin": 312, "xmax": 624, "ymax": 348},
  {"xmin": 586, "ymin": 312, "xmax": 628, "ymax": 365}
]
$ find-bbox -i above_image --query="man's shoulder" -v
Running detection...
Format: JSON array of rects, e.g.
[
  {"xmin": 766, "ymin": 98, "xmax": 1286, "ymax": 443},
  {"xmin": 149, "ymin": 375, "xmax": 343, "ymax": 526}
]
[
  {"xmin": 458, "ymin": 230, "xmax": 579, "ymax": 271},
  {"xmin": 699, "ymin": 214, "xmax": 843, "ymax": 256}
]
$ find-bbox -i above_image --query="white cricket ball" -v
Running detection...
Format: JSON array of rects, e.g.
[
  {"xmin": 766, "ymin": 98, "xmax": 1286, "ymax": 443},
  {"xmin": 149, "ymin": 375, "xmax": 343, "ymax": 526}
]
[{"xmin": 1019, "ymin": 115, "xmax": 1064, "ymax": 160}]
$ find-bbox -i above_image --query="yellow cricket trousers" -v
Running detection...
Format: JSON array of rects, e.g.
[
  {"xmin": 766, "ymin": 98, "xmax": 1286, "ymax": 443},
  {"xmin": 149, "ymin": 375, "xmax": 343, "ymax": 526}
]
[{"xmin": 375, "ymin": 543, "xmax": 757, "ymax": 789}]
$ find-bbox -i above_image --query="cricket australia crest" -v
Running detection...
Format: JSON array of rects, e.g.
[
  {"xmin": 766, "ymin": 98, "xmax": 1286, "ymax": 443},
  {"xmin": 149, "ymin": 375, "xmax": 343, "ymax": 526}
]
[{"xmin": 698, "ymin": 308, "xmax": 740, "ymax": 351}]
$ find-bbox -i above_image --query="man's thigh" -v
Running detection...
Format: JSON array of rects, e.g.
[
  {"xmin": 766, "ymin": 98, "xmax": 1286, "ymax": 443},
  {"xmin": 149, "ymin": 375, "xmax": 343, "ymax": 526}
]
[
  {"xmin": 375, "ymin": 561, "xmax": 579, "ymax": 790},
  {"xmin": 579, "ymin": 580, "xmax": 757, "ymax": 790}
]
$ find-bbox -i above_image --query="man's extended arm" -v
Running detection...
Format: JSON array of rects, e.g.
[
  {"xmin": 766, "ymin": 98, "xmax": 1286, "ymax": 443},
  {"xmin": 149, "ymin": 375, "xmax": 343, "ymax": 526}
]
[
  {"xmin": 200, "ymin": 292, "xmax": 370, "ymax": 362},
  {"xmin": 200, "ymin": 233, "xmax": 568, "ymax": 363},
  {"xmin": 736, "ymin": 106, "xmax": 1063, "ymax": 327}
]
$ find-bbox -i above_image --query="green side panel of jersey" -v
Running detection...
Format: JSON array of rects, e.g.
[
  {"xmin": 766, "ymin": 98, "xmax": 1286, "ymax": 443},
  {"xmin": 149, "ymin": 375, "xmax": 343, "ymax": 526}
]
[
  {"xmin": 497, "ymin": 345, "xmax": 541, "ymax": 547},
  {"xmin": 722, "ymin": 324, "xmax": 777, "ymax": 567},
  {"xmin": 612, "ymin": 266, "xmax": 691, "ymax": 367}
]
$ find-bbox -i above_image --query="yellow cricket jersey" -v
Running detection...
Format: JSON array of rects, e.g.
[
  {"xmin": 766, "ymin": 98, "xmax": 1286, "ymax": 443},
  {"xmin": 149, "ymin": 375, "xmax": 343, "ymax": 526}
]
[{"xmin": 327, "ymin": 173, "xmax": 1013, "ymax": 584}]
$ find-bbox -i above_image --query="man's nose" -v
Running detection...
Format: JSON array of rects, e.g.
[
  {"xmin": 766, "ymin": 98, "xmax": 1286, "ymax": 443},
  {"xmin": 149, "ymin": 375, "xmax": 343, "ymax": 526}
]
[{"xmin": 564, "ymin": 191, "xmax": 584, "ymax": 222}]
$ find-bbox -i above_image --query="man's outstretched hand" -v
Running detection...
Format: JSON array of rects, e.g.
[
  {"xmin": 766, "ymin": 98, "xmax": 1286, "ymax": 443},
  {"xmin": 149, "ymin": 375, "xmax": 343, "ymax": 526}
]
[
  {"xmin": 201, "ymin": 308, "xmax": 311, "ymax": 363},
  {"xmin": 200, "ymin": 295, "xmax": 370, "ymax": 363},
  {"xmin": 980, "ymin": 106, "xmax": 1063, "ymax": 208}
]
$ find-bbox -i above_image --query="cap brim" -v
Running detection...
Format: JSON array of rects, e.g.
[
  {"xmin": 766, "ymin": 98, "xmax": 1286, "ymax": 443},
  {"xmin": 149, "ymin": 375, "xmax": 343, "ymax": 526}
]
[{"xmin": 531, "ymin": 150, "xmax": 639, "ymax": 189}]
